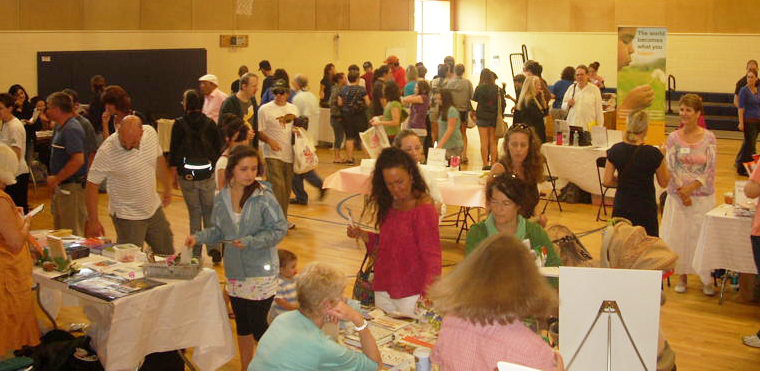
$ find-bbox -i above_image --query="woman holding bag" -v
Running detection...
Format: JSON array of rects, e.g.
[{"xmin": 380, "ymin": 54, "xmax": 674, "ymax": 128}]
[
  {"xmin": 604, "ymin": 110, "xmax": 669, "ymax": 236},
  {"xmin": 472, "ymin": 69, "xmax": 505, "ymax": 170},
  {"xmin": 347, "ymin": 147, "xmax": 441, "ymax": 316}
]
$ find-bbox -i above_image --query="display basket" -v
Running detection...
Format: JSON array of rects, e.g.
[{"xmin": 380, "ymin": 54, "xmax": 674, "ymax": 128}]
[{"xmin": 142, "ymin": 262, "xmax": 201, "ymax": 280}]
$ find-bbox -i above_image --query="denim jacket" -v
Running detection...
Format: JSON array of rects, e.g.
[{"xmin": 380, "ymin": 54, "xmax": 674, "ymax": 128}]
[{"xmin": 195, "ymin": 182, "xmax": 287, "ymax": 280}]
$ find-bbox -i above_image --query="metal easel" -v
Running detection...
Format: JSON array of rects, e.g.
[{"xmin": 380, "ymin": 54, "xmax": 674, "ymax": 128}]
[{"xmin": 566, "ymin": 300, "xmax": 648, "ymax": 371}]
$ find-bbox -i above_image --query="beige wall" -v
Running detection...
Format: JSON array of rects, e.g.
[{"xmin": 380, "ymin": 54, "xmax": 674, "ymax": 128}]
[
  {"xmin": 0, "ymin": 0, "xmax": 413, "ymax": 31},
  {"xmin": 1, "ymin": 30, "xmax": 417, "ymax": 99},
  {"xmin": 452, "ymin": 0, "xmax": 760, "ymax": 34},
  {"xmin": 456, "ymin": 31, "xmax": 760, "ymax": 94}
]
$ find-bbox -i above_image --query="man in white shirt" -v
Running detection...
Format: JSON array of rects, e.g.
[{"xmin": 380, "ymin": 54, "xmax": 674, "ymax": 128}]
[
  {"xmin": 290, "ymin": 74, "xmax": 325, "ymax": 206},
  {"xmin": 259, "ymin": 79, "xmax": 300, "ymax": 229},
  {"xmin": 199, "ymin": 74, "xmax": 228, "ymax": 124},
  {"xmin": 0, "ymin": 93, "xmax": 30, "ymax": 212},
  {"xmin": 84, "ymin": 115, "xmax": 174, "ymax": 255},
  {"xmin": 561, "ymin": 65, "xmax": 604, "ymax": 130}
]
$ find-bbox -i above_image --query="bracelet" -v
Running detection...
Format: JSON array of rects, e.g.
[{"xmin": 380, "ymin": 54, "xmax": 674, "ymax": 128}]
[{"xmin": 354, "ymin": 319, "xmax": 368, "ymax": 332}]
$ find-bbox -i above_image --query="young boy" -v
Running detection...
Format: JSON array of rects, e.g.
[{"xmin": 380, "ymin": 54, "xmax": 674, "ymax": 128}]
[{"xmin": 268, "ymin": 249, "xmax": 299, "ymax": 322}]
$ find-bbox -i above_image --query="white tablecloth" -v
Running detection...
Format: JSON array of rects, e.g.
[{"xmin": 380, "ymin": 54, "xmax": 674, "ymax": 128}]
[
  {"xmin": 693, "ymin": 204, "xmax": 759, "ymax": 283},
  {"xmin": 34, "ymin": 262, "xmax": 234, "ymax": 371},
  {"xmin": 541, "ymin": 143, "xmax": 610, "ymax": 196},
  {"xmin": 323, "ymin": 166, "xmax": 486, "ymax": 208}
]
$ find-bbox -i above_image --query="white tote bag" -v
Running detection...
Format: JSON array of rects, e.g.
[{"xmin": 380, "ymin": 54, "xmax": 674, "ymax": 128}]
[
  {"xmin": 293, "ymin": 128, "xmax": 319, "ymax": 174},
  {"xmin": 359, "ymin": 125, "xmax": 391, "ymax": 159}
]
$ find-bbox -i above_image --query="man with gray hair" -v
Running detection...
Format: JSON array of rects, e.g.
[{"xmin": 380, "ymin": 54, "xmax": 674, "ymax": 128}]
[
  {"xmin": 46, "ymin": 91, "xmax": 87, "ymax": 235},
  {"xmin": 290, "ymin": 74, "xmax": 325, "ymax": 205},
  {"xmin": 221, "ymin": 72, "xmax": 259, "ymax": 143},
  {"xmin": 84, "ymin": 115, "xmax": 174, "ymax": 255}
]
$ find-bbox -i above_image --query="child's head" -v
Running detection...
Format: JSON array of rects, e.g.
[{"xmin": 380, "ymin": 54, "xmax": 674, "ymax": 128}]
[{"xmin": 278, "ymin": 249, "xmax": 298, "ymax": 278}]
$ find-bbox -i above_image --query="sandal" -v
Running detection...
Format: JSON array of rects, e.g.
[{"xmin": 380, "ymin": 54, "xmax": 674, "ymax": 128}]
[
  {"xmin": 333, "ymin": 159, "xmax": 346, "ymax": 164},
  {"xmin": 343, "ymin": 159, "xmax": 355, "ymax": 165}
]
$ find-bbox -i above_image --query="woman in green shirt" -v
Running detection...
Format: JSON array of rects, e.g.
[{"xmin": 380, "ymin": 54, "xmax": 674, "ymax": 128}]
[
  {"xmin": 371, "ymin": 80, "xmax": 404, "ymax": 140},
  {"xmin": 435, "ymin": 89, "xmax": 464, "ymax": 159},
  {"xmin": 465, "ymin": 174, "xmax": 560, "ymax": 284}
]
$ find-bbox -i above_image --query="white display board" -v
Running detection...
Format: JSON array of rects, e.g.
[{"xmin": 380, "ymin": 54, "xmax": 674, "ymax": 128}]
[{"xmin": 559, "ymin": 267, "xmax": 660, "ymax": 371}]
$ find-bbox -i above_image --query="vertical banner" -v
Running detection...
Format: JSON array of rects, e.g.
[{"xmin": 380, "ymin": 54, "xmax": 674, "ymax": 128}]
[{"xmin": 616, "ymin": 27, "xmax": 667, "ymax": 144}]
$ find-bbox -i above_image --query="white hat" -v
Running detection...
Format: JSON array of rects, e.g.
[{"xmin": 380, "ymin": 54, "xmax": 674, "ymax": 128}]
[
  {"xmin": 0, "ymin": 144, "xmax": 18, "ymax": 185},
  {"xmin": 198, "ymin": 74, "xmax": 219, "ymax": 86}
]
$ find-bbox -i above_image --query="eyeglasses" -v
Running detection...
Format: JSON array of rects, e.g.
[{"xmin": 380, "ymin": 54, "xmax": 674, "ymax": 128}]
[
  {"xmin": 273, "ymin": 90, "xmax": 287, "ymax": 96},
  {"xmin": 489, "ymin": 198, "xmax": 516, "ymax": 209}
]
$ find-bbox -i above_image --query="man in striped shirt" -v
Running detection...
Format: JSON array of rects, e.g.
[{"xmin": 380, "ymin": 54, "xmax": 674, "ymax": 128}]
[{"xmin": 84, "ymin": 115, "xmax": 174, "ymax": 255}]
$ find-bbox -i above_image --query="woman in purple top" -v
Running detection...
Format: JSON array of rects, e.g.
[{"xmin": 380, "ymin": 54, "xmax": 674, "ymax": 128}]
[
  {"xmin": 347, "ymin": 147, "xmax": 441, "ymax": 317},
  {"xmin": 401, "ymin": 80, "xmax": 431, "ymax": 141},
  {"xmin": 736, "ymin": 68, "xmax": 760, "ymax": 175},
  {"xmin": 660, "ymin": 93, "xmax": 717, "ymax": 296}
]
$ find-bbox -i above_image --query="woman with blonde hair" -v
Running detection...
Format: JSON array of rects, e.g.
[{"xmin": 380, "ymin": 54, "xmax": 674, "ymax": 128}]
[
  {"xmin": 403, "ymin": 65, "xmax": 418, "ymax": 96},
  {"xmin": 515, "ymin": 75, "xmax": 549, "ymax": 142},
  {"xmin": 0, "ymin": 144, "xmax": 39, "ymax": 355},
  {"xmin": 490, "ymin": 124, "xmax": 545, "ymax": 219},
  {"xmin": 252, "ymin": 262, "xmax": 382, "ymax": 370},
  {"xmin": 660, "ymin": 93, "xmax": 717, "ymax": 296},
  {"xmin": 604, "ymin": 110, "xmax": 669, "ymax": 236},
  {"xmin": 429, "ymin": 233, "xmax": 563, "ymax": 370}
]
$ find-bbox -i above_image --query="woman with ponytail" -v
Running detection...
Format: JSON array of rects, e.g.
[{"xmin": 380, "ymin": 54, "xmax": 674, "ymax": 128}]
[{"xmin": 603, "ymin": 110, "xmax": 669, "ymax": 236}]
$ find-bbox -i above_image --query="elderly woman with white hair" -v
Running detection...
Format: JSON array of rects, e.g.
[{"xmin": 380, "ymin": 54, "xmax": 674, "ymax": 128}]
[
  {"xmin": 603, "ymin": 110, "xmax": 669, "ymax": 236},
  {"xmin": 250, "ymin": 262, "xmax": 382, "ymax": 371},
  {"xmin": 0, "ymin": 144, "xmax": 39, "ymax": 355}
]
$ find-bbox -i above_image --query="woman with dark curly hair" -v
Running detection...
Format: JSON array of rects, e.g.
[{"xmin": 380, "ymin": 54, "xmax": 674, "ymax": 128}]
[
  {"xmin": 100, "ymin": 85, "xmax": 149, "ymax": 139},
  {"xmin": 346, "ymin": 147, "xmax": 441, "ymax": 316},
  {"xmin": 490, "ymin": 123, "xmax": 545, "ymax": 219}
]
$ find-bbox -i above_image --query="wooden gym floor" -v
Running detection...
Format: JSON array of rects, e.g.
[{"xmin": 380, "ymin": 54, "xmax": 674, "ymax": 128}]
[{"xmin": 32, "ymin": 129, "xmax": 760, "ymax": 371}]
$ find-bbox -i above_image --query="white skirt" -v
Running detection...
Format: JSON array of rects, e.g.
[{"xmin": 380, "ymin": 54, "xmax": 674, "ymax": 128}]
[{"xmin": 660, "ymin": 193, "xmax": 714, "ymax": 276}]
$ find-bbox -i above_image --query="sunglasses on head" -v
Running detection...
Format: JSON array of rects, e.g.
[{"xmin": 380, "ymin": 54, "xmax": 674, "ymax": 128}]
[{"xmin": 509, "ymin": 123, "xmax": 530, "ymax": 131}]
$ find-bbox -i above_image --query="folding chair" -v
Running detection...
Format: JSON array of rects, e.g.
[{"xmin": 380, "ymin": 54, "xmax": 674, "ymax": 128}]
[
  {"xmin": 541, "ymin": 162, "xmax": 562, "ymax": 213},
  {"xmin": 595, "ymin": 156, "xmax": 616, "ymax": 221}
]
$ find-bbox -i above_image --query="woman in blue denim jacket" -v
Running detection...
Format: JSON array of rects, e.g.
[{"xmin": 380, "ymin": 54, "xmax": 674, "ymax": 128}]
[{"xmin": 185, "ymin": 145, "xmax": 287, "ymax": 370}]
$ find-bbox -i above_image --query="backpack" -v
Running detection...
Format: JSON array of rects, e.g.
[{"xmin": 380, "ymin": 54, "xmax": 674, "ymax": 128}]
[{"xmin": 175, "ymin": 116, "xmax": 214, "ymax": 181}]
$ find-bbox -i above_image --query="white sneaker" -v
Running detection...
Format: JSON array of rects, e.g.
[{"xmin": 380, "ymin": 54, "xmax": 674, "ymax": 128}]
[
  {"xmin": 674, "ymin": 283, "xmax": 686, "ymax": 293},
  {"xmin": 287, "ymin": 221, "xmax": 296, "ymax": 230},
  {"xmin": 702, "ymin": 285, "xmax": 716, "ymax": 296},
  {"xmin": 743, "ymin": 334, "xmax": 760, "ymax": 348}
]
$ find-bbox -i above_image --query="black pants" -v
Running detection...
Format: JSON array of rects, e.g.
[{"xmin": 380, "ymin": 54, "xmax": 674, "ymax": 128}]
[
  {"xmin": 6, "ymin": 172, "xmax": 29, "ymax": 213},
  {"xmin": 736, "ymin": 119, "xmax": 759, "ymax": 172},
  {"xmin": 229, "ymin": 295, "xmax": 274, "ymax": 340}
]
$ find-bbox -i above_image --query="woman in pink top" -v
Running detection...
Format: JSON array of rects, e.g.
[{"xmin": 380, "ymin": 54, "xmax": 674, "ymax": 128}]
[
  {"xmin": 428, "ymin": 233, "xmax": 562, "ymax": 371},
  {"xmin": 660, "ymin": 93, "xmax": 717, "ymax": 296},
  {"xmin": 742, "ymin": 168, "xmax": 760, "ymax": 348},
  {"xmin": 347, "ymin": 147, "xmax": 441, "ymax": 316}
]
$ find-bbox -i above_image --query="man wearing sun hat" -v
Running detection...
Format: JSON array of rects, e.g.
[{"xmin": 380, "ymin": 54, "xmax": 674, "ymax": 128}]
[
  {"xmin": 385, "ymin": 55, "xmax": 406, "ymax": 90},
  {"xmin": 199, "ymin": 74, "xmax": 228, "ymax": 124}
]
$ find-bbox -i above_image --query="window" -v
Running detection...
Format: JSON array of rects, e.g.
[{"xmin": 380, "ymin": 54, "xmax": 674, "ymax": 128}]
[{"xmin": 415, "ymin": 1, "xmax": 453, "ymax": 80}]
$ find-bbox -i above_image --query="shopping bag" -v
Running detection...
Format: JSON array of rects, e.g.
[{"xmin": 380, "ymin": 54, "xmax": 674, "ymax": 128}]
[
  {"xmin": 352, "ymin": 250, "xmax": 375, "ymax": 306},
  {"xmin": 360, "ymin": 126, "xmax": 391, "ymax": 159},
  {"xmin": 495, "ymin": 87, "xmax": 507, "ymax": 138},
  {"xmin": 293, "ymin": 128, "xmax": 319, "ymax": 174}
]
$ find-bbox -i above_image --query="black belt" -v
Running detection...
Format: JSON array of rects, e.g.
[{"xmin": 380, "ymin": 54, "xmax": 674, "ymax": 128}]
[{"xmin": 60, "ymin": 176, "xmax": 85, "ymax": 185}]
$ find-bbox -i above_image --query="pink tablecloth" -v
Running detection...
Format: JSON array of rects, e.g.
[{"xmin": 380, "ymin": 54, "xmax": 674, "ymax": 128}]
[{"xmin": 323, "ymin": 166, "xmax": 486, "ymax": 208}]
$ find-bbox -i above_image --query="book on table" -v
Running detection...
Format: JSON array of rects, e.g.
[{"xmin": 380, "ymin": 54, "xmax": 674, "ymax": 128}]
[
  {"xmin": 343, "ymin": 323, "xmax": 395, "ymax": 348},
  {"xmin": 61, "ymin": 272, "xmax": 166, "ymax": 301}
]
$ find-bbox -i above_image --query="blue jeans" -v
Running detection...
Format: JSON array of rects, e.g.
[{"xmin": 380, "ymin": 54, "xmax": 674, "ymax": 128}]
[
  {"xmin": 178, "ymin": 177, "xmax": 219, "ymax": 257},
  {"xmin": 291, "ymin": 170, "xmax": 323, "ymax": 203},
  {"xmin": 751, "ymin": 235, "xmax": 760, "ymax": 336}
]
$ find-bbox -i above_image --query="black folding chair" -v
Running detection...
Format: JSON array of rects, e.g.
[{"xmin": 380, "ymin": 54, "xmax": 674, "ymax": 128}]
[
  {"xmin": 541, "ymin": 162, "xmax": 562, "ymax": 213},
  {"xmin": 595, "ymin": 156, "xmax": 616, "ymax": 221}
]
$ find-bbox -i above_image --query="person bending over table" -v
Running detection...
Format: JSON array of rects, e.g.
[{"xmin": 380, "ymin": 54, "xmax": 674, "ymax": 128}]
[
  {"xmin": 185, "ymin": 145, "xmax": 287, "ymax": 371},
  {"xmin": 0, "ymin": 144, "xmax": 39, "ymax": 355},
  {"xmin": 347, "ymin": 147, "xmax": 441, "ymax": 316},
  {"xmin": 465, "ymin": 174, "xmax": 560, "ymax": 286},
  {"xmin": 429, "ymin": 233, "xmax": 563, "ymax": 371},
  {"xmin": 490, "ymin": 123, "xmax": 546, "ymax": 223},
  {"xmin": 604, "ymin": 110, "xmax": 669, "ymax": 237},
  {"xmin": 660, "ymin": 93, "xmax": 717, "ymax": 296},
  {"xmin": 251, "ymin": 262, "xmax": 382, "ymax": 371}
]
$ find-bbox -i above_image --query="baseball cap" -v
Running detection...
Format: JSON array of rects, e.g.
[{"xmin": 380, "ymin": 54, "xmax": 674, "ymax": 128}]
[
  {"xmin": 384, "ymin": 55, "xmax": 399, "ymax": 64},
  {"xmin": 271, "ymin": 79, "xmax": 288, "ymax": 93},
  {"xmin": 259, "ymin": 60, "xmax": 272, "ymax": 71},
  {"xmin": 198, "ymin": 74, "xmax": 219, "ymax": 86}
]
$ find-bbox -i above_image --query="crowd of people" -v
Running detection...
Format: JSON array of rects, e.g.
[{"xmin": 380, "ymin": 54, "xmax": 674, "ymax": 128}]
[{"xmin": 1, "ymin": 53, "xmax": 759, "ymax": 370}]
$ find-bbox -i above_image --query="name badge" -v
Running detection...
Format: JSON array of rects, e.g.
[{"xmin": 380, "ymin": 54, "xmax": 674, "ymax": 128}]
[{"xmin": 679, "ymin": 147, "xmax": 690, "ymax": 155}]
